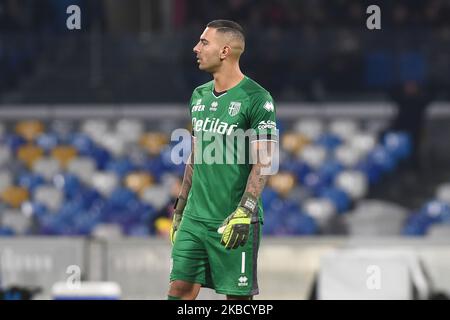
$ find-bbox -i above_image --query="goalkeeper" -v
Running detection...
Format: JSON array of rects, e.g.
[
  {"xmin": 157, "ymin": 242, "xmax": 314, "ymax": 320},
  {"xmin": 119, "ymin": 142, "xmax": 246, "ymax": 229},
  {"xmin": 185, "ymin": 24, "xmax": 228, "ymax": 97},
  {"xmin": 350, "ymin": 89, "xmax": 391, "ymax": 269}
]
[{"xmin": 168, "ymin": 20, "xmax": 277, "ymax": 300}]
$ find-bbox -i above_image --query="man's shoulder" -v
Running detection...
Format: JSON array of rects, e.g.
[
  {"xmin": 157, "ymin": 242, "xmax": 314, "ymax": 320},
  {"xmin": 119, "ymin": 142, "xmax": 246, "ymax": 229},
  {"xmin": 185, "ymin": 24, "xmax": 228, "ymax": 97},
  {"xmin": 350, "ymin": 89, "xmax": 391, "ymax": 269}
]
[
  {"xmin": 192, "ymin": 80, "xmax": 214, "ymax": 95},
  {"xmin": 241, "ymin": 77, "xmax": 272, "ymax": 101}
]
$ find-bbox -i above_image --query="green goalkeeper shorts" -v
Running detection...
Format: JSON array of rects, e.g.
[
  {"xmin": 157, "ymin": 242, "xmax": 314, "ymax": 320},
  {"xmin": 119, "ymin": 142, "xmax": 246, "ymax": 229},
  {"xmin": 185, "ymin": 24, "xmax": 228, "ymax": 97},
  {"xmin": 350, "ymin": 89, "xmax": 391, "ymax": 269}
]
[{"xmin": 170, "ymin": 214, "xmax": 262, "ymax": 296}]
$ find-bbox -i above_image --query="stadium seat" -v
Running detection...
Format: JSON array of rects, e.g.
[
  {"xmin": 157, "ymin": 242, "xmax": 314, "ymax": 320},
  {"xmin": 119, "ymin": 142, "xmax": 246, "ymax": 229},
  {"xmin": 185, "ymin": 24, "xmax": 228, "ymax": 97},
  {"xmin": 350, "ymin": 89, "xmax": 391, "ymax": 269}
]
[
  {"xmin": 18, "ymin": 172, "xmax": 46, "ymax": 193},
  {"xmin": 420, "ymin": 200, "xmax": 450, "ymax": 224},
  {"xmin": 281, "ymin": 132, "xmax": 309, "ymax": 154},
  {"xmin": 139, "ymin": 132, "xmax": 169, "ymax": 156},
  {"xmin": 299, "ymin": 145, "xmax": 327, "ymax": 169},
  {"xmin": 140, "ymin": 185, "xmax": 170, "ymax": 211},
  {"xmin": 98, "ymin": 133, "xmax": 126, "ymax": 157},
  {"xmin": 334, "ymin": 144, "xmax": 363, "ymax": 167},
  {"xmin": 36, "ymin": 133, "xmax": 59, "ymax": 152},
  {"xmin": 354, "ymin": 159, "xmax": 382, "ymax": 185},
  {"xmin": 268, "ymin": 172, "xmax": 296, "ymax": 197},
  {"xmin": 108, "ymin": 187, "xmax": 137, "ymax": 210},
  {"xmin": 317, "ymin": 159, "xmax": 344, "ymax": 184},
  {"xmin": 383, "ymin": 131, "xmax": 412, "ymax": 161},
  {"xmin": 32, "ymin": 157, "xmax": 61, "ymax": 181},
  {"xmin": 367, "ymin": 146, "xmax": 396, "ymax": 173},
  {"xmin": 315, "ymin": 133, "xmax": 342, "ymax": 151},
  {"xmin": 81, "ymin": 119, "xmax": 109, "ymax": 146},
  {"xmin": 303, "ymin": 198, "xmax": 336, "ymax": 231},
  {"xmin": 15, "ymin": 120, "xmax": 44, "ymax": 141},
  {"xmin": 350, "ymin": 132, "xmax": 377, "ymax": 156},
  {"xmin": 3, "ymin": 134, "xmax": 26, "ymax": 154},
  {"xmin": 51, "ymin": 145, "xmax": 78, "ymax": 168},
  {"xmin": 90, "ymin": 171, "xmax": 119, "ymax": 197},
  {"xmin": 87, "ymin": 147, "xmax": 112, "ymax": 170},
  {"xmin": 116, "ymin": 119, "xmax": 144, "ymax": 144},
  {"xmin": 67, "ymin": 157, "xmax": 96, "ymax": 184},
  {"xmin": 0, "ymin": 145, "xmax": 12, "ymax": 167},
  {"xmin": 72, "ymin": 188, "xmax": 102, "ymax": 210},
  {"xmin": 69, "ymin": 133, "xmax": 95, "ymax": 155},
  {"xmin": 283, "ymin": 210, "xmax": 318, "ymax": 235},
  {"xmin": 50, "ymin": 120, "xmax": 76, "ymax": 142},
  {"xmin": 52, "ymin": 173, "xmax": 81, "ymax": 199},
  {"xmin": 329, "ymin": 119, "xmax": 359, "ymax": 141},
  {"xmin": 0, "ymin": 209, "xmax": 32, "ymax": 235},
  {"xmin": 105, "ymin": 158, "xmax": 136, "ymax": 179},
  {"xmin": 34, "ymin": 185, "xmax": 64, "ymax": 212},
  {"xmin": 335, "ymin": 170, "xmax": 368, "ymax": 200},
  {"xmin": 302, "ymin": 171, "xmax": 329, "ymax": 196},
  {"xmin": 1, "ymin": 186, "xmax": 29, "ymax": 208},
  {"xmin": 125, "ymin": 172, "xmax": 154, "ymax": 195},
  {"xmin": 21, "ymin": 201, "xmax": 48, "ymax": 219},
  {"xmin": 293, "ymin": 118, "xmax": 324, "ymax": 140},
  {"xmin": 0, "ymin": 171, "xmax": 13, "ymax": 193},
  {"xmin": 279, "ymin": 156, "xmax": 312, "ymax": 183},
  {"xmin": 318, "ymin": 186, "xmax": 351, "ymax": 213},
  {"xmin": 17, "ymin": 144, "xmax": 44, "ymax": 168}
]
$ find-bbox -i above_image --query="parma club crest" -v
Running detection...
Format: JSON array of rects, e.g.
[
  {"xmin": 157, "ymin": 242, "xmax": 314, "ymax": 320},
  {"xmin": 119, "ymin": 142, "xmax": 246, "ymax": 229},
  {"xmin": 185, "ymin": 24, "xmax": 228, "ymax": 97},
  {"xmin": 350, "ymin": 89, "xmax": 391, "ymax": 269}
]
[{"xmin": 228, "ymin": 102, "xmax": 241, "ymax": 117}]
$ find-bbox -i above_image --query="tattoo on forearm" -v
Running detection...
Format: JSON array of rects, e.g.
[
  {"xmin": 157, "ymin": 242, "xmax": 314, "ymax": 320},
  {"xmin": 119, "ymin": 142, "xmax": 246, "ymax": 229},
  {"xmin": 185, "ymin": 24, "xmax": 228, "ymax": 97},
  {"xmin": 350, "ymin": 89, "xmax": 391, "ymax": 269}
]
[
  {"xmin": 179, "ymin": 152, "xmax": 194, "ymax": 199},
  {"xmin": 245, "ymin": 141, "xmax": 273, "ymax": 199},
  {"xmin": 245, "ymin": 163, "xmax": 269, "ymax": 199}
]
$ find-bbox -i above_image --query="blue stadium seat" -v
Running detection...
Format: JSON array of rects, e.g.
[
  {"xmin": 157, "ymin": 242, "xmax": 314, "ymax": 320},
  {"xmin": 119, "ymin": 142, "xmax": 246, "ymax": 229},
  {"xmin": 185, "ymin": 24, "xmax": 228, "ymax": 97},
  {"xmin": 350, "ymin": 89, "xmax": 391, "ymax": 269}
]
[
  {"xmin": 315, "ymin": 133, "xmax": 342, "ymax": 151},
  {"xmin": 105, "ymin": 158, "xmax": 136, "ymax": 178},
  {"xmin": 354, "ymin": 159, "xmax": 383, "ymax": 185},
  {"xmin": 18, "ymin": 172, "xmax": 45, "ymax": 193},
  {"xmin": 69, "ymin": 133, "xmax": 95, "ymax": 155},
  {"xmin": 367, "ymin": 146, "xmax": 397, "ymax": 173},
  {"xmin": 317, "ymin": 159, "xmax": 344, "ymax": 185},
  {"xmin": 4, "ymin": 134, "xmax": 26, "ymax": 154},
  {"xmin": 36, "ymin": 133, "xmax": 59, "ymax": 152},
  {"xmin": 280, "ymin": 158, "xmax": 312, "ymax": 183},
  {"xmin": 318, "ymin": 186, "xmax": 351, "ymax": 213},
  {"xmin": 383, "ymin": 131, "xmax": 412, "ymax": 161},
  {"xmin": 21, "ymin": 201, "xmax": 48, "ymax": 219},
  {"xmin": 53, "ymin": 173, "xmax": 81, "ymax": 199}
]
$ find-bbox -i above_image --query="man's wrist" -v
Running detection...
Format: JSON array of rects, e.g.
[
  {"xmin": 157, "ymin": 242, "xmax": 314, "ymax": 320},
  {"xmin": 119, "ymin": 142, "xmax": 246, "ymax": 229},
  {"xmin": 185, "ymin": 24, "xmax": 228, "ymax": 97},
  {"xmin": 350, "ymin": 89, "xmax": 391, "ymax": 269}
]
[{"xmin": 239, "ymin": 192, "xmax": 258, "ymax": 214}]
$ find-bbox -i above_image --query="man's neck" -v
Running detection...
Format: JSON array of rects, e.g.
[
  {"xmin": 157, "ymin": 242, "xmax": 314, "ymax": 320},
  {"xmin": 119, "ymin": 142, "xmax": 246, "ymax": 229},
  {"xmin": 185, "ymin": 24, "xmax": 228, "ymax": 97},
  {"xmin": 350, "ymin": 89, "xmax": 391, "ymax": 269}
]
[{"xmin": 212, "ymin": 67, "xmax": 245, "ymax": 92}]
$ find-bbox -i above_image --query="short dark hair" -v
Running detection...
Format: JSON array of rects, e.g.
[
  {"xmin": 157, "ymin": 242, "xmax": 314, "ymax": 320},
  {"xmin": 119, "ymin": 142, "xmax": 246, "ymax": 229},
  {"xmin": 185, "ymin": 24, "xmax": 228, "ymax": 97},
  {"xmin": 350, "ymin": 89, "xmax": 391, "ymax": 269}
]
[{"xmin": 206, "ymin": 20, "xmax": 245, "ymax": 43}]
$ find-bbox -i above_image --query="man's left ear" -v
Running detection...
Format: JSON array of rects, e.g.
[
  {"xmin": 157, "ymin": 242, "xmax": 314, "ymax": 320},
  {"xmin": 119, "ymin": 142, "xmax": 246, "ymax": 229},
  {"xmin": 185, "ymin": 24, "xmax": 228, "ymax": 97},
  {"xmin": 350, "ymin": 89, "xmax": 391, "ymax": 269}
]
[{"xmin": 220, "ymin": 46, "xmax": 230, "ymax": 60}]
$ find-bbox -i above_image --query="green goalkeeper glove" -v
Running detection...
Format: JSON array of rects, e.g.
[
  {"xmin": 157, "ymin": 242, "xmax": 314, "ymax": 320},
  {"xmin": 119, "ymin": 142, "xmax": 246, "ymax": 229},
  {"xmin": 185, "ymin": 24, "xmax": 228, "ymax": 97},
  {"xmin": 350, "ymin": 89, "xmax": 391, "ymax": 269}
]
[
  {"xmin": 170, "ymin": 196, "xmax": 186, "ymax": 245},
  {"xmin": 218, "ymin": 193, "xmax": 258, "ymax": 250}
]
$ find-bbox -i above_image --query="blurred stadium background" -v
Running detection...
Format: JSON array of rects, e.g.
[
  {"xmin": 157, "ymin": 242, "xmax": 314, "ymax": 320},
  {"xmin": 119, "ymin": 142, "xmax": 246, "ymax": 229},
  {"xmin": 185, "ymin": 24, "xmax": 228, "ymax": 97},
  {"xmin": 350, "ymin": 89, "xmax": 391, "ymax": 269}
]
[{"xmin": 1, "ymin": 0, "xmax": 450, "ymax": 300}]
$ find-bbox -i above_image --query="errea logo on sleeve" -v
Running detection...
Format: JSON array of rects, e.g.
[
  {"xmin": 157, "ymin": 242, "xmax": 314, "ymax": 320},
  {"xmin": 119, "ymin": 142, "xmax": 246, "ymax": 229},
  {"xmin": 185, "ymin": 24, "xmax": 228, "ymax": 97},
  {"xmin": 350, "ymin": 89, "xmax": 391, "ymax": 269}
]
[{"xmin": 263, "ymin": 101, "xmax": 274, "ymax": 112}]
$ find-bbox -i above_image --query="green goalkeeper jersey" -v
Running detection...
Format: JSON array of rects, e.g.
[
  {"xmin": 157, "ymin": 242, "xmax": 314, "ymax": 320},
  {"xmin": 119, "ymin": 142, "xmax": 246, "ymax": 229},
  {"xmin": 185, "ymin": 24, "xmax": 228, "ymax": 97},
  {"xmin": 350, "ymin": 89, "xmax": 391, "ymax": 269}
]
[{"xmin": 183, "ymin": 76, "xmax": 278, "ymax": 224}]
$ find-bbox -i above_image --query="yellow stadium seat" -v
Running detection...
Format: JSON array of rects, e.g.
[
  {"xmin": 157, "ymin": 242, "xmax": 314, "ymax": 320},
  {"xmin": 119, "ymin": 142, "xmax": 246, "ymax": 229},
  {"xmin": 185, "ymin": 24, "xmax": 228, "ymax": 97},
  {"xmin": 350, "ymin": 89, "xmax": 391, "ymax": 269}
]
[
  {"xmin": 268, "ymin": 172, "xmax": 296, "ymax": 197},
  {"xmin": 51, "ymin": 145, "xmax": 78, "ymax": 168},
  {"xmin": 281, "ymin": 132, "xmax": 310, "ymax": 154},
  {"xmin": 139, "ymin": 132, "xmax": 169, "ymax": 156},
  {"xmin": 17, "ymin": 144, "xmax": 44, "ymax": 168},
  {"xmin": 1, "ymin": 186, "xmax": 29, "ymax": 208},
  {"xmin": 124, "ymin": 172, "xmax": 154, "ymax": 195},
  {"xmin": 15, "ymin": 120, "xmax": 45, "ymax": 141},
  {"xmin": 154, "ymin": 217, "xmax": 172, "ymax": 237}
]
